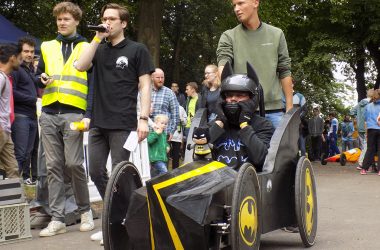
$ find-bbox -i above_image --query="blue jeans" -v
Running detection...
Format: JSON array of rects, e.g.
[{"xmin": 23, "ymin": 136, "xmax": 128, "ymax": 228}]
[
  {"xmin": 298, "ymin": 134, "xmax": 306, "ymax": 156},
  {"xmin": 329, "ymin": 135, "xmax": 340, "ymax": 156},
  {"xmin": 11, "ymin": 115, "xmax": 38, "ymax": 180},
  {"xmin": 265, "ymin": 111, "xmax": 284, "ymax": 129},
  {"xmin": 341, "ymin": 140, "xmax": 353, "ymax": 152},
  {"xmin": 150, "ymin": 161, "xmax": 168, "ymax": 178}
]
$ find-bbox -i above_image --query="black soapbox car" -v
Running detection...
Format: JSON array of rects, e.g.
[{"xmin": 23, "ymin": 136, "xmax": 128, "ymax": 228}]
[{"xmin": 102, "ymin": 64, "xmax": 318, "ymax": 250}]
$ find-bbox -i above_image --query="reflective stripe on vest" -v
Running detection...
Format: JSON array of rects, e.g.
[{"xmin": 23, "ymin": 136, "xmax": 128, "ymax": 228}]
[{"xmin": 41, "ymin": 40, "xmax": 88, "ymax": 110}]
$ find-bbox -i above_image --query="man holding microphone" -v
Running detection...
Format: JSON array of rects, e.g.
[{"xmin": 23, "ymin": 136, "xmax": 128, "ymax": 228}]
[{"xmin": 75, "ymin": 3, "xmax": 154, "ymax": 244}]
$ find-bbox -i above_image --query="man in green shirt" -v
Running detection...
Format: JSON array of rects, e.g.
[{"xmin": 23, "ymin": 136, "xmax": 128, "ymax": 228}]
[
  {"xmin": 217, "ymin": 0, "xmax": 293, "ymax": 128},
  {"xmin": 184, "ymin": 82, "xmax": 199, "ymax": 143}
]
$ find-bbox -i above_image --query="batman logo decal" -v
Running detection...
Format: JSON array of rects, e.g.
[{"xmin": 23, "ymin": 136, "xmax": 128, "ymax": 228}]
[{"xmin": 239, "ymin": 196, "xmax": 257, "ymax": 246}]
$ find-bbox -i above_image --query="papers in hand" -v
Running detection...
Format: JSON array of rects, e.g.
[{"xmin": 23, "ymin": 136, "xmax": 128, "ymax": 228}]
[{"xmin": 123, "ymin": 131, "xmax": 138, "ymax": 152}]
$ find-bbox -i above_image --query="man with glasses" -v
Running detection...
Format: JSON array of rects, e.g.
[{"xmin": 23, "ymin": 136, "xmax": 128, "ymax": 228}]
[{"xmin": 75, "ymin": 3, "xmax": 154, "ymax": 245}]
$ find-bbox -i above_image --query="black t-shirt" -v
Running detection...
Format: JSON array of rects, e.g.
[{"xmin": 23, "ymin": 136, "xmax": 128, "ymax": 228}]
[{"xmin": 92, "ymin": 38, "xmax": 154, "ymax": 130}]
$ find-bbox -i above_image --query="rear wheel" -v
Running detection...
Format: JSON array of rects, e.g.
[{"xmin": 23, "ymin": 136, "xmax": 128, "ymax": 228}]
[
  {"xmin": 295, "ymin": 157, "xmax": 318, "ymax": 247},
  {"xmin": 230, "ymin": 163, "xmax": 261, "ymax": 250},
  {"xmin": 103, "ymin": 161, "xmax": 142, "ymax": 250},
  {"xmin": 320, "ymin": 153, "xmax": 327, "ymax": 165},
  {"xmin": 340, "ymin": 153, "xmax": 347, "ymax": 166}
]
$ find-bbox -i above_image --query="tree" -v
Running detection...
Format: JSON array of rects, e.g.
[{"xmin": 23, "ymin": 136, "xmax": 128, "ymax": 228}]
[{"xmin": 136, "ymin": 0, "xmax": 164, "ymax": 67}]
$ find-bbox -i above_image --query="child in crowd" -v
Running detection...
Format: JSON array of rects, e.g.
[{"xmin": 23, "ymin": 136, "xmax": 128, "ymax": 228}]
[
  {"xmin": 360, "ymin": 89, "xmax": 380, "ymax": 175},
  {"xmin": 148, "ymin": 114, "xmax": 170, "ymax": 178}
]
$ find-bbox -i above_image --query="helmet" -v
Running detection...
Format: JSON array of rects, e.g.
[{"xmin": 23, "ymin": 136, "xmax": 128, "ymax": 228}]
[
  {"xmin": 220, "ymin": 74, "xmax": 259, "ymax": 99},
  {"xmin": 219, "ymin": 62, "xmax": 262, "ymax": 125}
]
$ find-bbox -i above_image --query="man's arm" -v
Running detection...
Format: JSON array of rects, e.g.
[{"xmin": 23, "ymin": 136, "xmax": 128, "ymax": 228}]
[
  {"xmin": 281, "ymin": 76, "xmax": 293, "ymax": 112},
  {"xmin": 216, "ymin": 31, "xmax": 233, "ymax": 79},
  {"xmin": 11, "ymin": 71, "xmax": 37, "ymax": 105},
  {"xmin": 76, "ymin": 28, "xmax": 109, "ymax": 71},
  {"xmin": 137, "ymin": 74, "xmax": 151, "ymax": 142},
  {"xmin": 240, "ymin": 117, "xmax": 274, "ymax": 167},
  {"xmin": 168, "ymin": 92, "xmax": 180, "ymax": 139}
]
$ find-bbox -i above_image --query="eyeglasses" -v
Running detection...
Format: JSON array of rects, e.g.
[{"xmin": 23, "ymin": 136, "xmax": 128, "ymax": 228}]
[
  {"xmin": 204, "ymin": 72, "xmax": 215, "ymax": 75},
  {"xmin": 101, "ymin": 17, "xmax": 120, "ymax": 22}
]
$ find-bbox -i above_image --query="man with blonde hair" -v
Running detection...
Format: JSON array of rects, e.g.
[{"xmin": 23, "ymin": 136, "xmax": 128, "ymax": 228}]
[
  {"xmin": 37, "ymin": 1, "xmax": 94, "ymax": 237},
  {"xmin": 217, "ymin": 0, "xmax": 293, "ymax": 128}
]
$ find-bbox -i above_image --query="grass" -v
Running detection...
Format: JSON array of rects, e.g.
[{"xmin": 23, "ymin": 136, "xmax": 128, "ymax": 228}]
[{"xmin": 23, "ymin": 184, "xmax": 36, "ymax": 202}]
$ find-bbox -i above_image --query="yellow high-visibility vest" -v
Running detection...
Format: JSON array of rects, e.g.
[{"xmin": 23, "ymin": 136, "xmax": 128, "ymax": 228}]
[{"xmin": 41, "ymin": 40, "xmax": 88, "ymax": 110}]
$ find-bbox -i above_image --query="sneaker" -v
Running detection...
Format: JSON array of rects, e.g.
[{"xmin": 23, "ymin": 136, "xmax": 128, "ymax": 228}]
[
  {"xmin": 378, "ymin": 171, "xmax": 380, "ymax": 176},
  {"xmin": 24, "ymin": 178, "xmax": 36, "ymax": 185},
  {"xmin": 100, "ymin": 239, "xmax": 104, "ymax": 246},
  {"xmin": 39, "ymin": 221, "xmax": 66, "ymax": 237},
  {"xmin": 80, "ymin": 210, "xmax": 95, "ymax": 232},
  {"xmin": 360, "ymin": 169, "xmax": 367, "ymax": 175},
  {"xmin": 90, "ymin": 231, "xmax": 103, "ymax": 241},
  {"xmin": 282, "ymin": 226, "xmax": 299, "ymax": 233},
  {"xmin": 356, "ymin": 166, "xmax": 362, "ymax": 170}
]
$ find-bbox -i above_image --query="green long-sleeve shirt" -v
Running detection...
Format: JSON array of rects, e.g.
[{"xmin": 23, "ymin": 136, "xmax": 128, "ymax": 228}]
[
  {"xmin": 147, "ymin": 131, "xmax": 169, "ymax": 163},
  {"xmin": 217, "ymin": 22, "xmax": 291, "ymax": 111}
]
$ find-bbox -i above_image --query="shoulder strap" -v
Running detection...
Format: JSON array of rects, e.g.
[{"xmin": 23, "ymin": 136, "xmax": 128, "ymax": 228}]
[{"xmin": 0, "ymin": 71, "xmax": 7, "ymax": 95}]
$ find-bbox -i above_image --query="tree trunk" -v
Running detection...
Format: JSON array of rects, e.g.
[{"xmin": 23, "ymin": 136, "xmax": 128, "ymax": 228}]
[
  {"xmin": 136, "ymin": 0, "xmax": 164, "ymax": 67},
  {"xmin": 352, "ymin": 46, "xmax": 367, "ymax": 101},
  {"xmin": 367, "ymin": 41, "xmax": 380, "ymax": 89}
]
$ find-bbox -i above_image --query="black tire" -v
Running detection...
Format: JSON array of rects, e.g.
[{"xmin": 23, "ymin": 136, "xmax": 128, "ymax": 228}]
[
  {"xmin": 102, "ymin": 161, "xmax": 143, "ymax": 250},
  {"xmin": 231, "ymin": 163, "xmax": 261, "ymax": 250},
  {"xmin": 320, "ymin": 153, "xmax": 327, "ymax": 165},
  {"xmin": 295, "ymin": 157, "xmax": 318, "ymax": 247},
  {"xmin": 339, "ymin": 153, "xmax": 347, "ymax": 166}
]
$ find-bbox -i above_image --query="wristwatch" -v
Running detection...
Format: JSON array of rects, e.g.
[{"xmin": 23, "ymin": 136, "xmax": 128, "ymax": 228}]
[{"xmin": 139, "ymin": 116, "xmax": 148, "ymax": 121}]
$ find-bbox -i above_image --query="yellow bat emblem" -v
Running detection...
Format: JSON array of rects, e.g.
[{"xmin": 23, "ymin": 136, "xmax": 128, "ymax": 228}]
[{"xmin": 239, "ymin": 196, "xmax": 257, "ymax": 246}]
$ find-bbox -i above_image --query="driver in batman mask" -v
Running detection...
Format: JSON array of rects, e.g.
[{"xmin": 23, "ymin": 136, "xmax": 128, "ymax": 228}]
[{"xmin": 209, "ymin": 63, "xmax": 274, "ymax": 171}]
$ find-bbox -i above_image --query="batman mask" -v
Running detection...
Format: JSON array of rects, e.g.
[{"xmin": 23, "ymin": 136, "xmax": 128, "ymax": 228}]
[{"xmin": 223, "ymin": 102, "xmax": 241, "ymax": 126}]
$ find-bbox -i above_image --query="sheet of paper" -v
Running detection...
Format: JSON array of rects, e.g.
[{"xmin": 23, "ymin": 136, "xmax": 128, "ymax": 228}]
[{"xmin": 123, "ymin": 131, "xmax": 138, "ymax": 152}]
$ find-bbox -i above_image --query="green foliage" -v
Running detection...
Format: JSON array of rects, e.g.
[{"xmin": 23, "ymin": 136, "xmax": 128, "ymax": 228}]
[{"xmin": 2, "ymin": 0, "xmax": 380, "ymax": 117}]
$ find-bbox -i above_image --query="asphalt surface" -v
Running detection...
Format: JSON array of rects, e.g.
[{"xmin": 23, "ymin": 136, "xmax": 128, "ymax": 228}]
[{"xmin": 2, "ymin": 162, "xmax": 380, "ymax": 250}]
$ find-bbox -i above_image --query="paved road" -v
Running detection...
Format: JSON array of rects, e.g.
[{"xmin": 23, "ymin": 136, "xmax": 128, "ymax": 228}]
[{"xmin": 2, "ymin": 162, "xmax": 380, "ymax": 250}]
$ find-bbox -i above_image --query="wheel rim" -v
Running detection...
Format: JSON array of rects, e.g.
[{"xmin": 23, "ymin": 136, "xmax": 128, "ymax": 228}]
[{"xmin": 305, "ymin": 168, "xmax": 314, "ymax": 236}]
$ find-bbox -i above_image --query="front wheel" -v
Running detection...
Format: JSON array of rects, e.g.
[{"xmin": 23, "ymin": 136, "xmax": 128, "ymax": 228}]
[
  {"xmin": 340, "ymin": 153, "xmax": 347, "ymax": 166},
  {"xmin": 230, "ymin": 163, "xmax": 261, "ymax": 250},
  {"xmin": 102, "ymin": 161, "xmax": 143, "ymax": 250}
]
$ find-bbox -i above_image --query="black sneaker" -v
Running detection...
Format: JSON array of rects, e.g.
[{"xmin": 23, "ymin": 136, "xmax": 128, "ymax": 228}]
[{"xmin": 282, "ymin": 226, "xmax": 300, "ymax": 233}]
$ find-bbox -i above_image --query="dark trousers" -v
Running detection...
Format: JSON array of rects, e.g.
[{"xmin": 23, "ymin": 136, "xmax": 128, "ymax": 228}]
[
  {"xmin": 170, "ymin": 141, "xmax": 181, "ymax": 169},
  {"xmin": 29, "ymin": 129, "xmax": 39, "ymax": 180},
  {"xmin": 11, "ymin": 115, "xmax": 38, "ymax": 180},
  {"xmin": 362, "ymin": 129, "xmax": 380, "ymax": 170},
  {"xmin": 88, "ymin": 128, "xmax": 131, "ymax": 200},
  {"xmin": 310, "ymin": 135, "xmax": 322, "ymax": 160}
]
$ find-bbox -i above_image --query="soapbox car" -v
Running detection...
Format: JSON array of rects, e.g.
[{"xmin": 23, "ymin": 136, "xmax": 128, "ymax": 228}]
[{"xmin": 101, "ymin": 105, "xmax": 318, "ymax": 250}]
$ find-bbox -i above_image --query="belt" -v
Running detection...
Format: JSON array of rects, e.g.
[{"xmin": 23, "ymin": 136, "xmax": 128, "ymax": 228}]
[{"xmin": 264, "ymin": 109, "xmax": 284, "ymax": 114}]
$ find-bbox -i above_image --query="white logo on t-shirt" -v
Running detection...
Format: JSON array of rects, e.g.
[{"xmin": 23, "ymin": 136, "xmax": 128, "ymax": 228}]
[{"xmin": 116, "ymin": 56, "xmax": 128, "ymax": 69}]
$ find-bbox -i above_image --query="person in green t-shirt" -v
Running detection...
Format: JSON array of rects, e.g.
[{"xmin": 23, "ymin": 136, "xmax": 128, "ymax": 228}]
[
  {"xmin": 184, "ymin": 82, "xmax": 199, "ymax": 142},
  {"xmin": 148, "ymin": 114, "xmax": 170, "ymax": 177},
  {"xmin": 217, "ymin": 0, "xmax": 293, "ymax": 128}
]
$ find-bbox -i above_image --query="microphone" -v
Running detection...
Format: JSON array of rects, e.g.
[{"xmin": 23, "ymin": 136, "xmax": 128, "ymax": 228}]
[{"xmin": 87, "ymin": 25, "xmax": 108, "ymax": 32}]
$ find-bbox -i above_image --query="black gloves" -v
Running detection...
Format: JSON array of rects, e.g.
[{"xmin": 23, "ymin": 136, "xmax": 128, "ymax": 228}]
[
  {"xmin": 238, "ymin": 99, "xmax": 255, "ymax": 124},
  {"xmin": 215, "ymin": 98, "xmax": 227, "ymax": 124}
]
